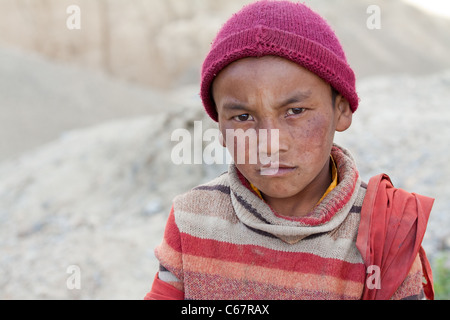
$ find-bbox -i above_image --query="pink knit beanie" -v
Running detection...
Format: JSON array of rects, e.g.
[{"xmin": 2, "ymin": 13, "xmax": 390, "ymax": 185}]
[{"xmin": 200, "ymin": 0, "xmax": 359, "ymax": 122}]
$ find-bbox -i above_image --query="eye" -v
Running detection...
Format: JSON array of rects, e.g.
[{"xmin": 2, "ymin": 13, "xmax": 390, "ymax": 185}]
[
  {"xmin": 233, "ymin": 114, "xmax": 254, "ymax": 122},
  {"xmin": 286, "ymin": 108, "xmax": 305, "ymax": 116}
]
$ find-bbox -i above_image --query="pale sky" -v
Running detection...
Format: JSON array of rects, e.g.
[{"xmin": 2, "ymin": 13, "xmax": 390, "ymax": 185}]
[{"xmin": 402, "ymin": 0, "xmax": 450, "ymax": 18}]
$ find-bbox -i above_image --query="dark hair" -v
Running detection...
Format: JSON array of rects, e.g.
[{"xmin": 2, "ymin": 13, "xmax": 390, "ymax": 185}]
[{"xmin": 331, "ymin": 86, "xmax": 339, "ymax": 107}]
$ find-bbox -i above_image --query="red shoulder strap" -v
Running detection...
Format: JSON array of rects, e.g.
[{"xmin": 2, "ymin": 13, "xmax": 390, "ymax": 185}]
[
  {"xmin": 419, "ymin": 246, "xmax": 434, "ymax": 300},
  {"xmin": 144, "ymin": 274, "xmax": 184, "ymax": 300},
  {"xmin": 357, "ymin": 174, "xmax": 434, "ymax": 300}
]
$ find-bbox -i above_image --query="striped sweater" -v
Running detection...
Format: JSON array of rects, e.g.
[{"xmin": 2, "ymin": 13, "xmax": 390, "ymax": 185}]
[{"xmin": 148, "ymin": 145, "xmax": 425, "ymax": 300}]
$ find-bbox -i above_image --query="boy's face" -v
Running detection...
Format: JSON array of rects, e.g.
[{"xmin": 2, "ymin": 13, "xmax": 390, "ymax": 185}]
[{"xmin": 212, "ymin": 56, "xmax": 352, "ymax": 204}]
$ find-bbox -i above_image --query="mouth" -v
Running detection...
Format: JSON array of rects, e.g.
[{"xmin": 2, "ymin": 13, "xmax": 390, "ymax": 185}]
[{"xmin": 259, "ymin": 163, "xmax": 297, "ymax": 176}]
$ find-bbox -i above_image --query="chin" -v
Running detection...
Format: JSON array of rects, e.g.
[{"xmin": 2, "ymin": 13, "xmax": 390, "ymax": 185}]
[{"xmin": 258, "ymin": 184, "xmax": 302, "ymax": 200}]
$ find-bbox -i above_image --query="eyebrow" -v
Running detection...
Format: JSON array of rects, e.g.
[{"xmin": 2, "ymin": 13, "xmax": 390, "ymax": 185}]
[
  {"xmin": 220, "ymin": 90, "xmax": 312, "ymax": 112},
  {"xmin": 220, "ymin": 99, "xmax": 251, "ymax": 112},
  {"xmin": 278, "ymin": 90, "xmax": 312, "ymax": 108}
]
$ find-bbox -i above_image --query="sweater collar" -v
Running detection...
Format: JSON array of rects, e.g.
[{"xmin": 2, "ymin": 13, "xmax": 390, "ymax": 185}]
[{"xmin": 228, "ymin": 144, "xmax": 361, "ymax": 244}]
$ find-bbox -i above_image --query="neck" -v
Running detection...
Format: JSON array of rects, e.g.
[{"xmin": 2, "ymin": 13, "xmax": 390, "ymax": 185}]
[{"xmin": 263, "ymin": 157, "xmax": 332, "ymax": 218}]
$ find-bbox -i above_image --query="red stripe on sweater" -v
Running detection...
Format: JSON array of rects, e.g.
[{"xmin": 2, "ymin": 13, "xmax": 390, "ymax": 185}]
[
  {"xmin": 183, "ymin": 271, "xmax": 361, "ymax": 300},
  {"xmin": 163, "ymin": 207, "xmax": 182, "ymax": 252},
  {"xmin": 180, "ymin": 232, "xmax": 364, "ymax": 282}
]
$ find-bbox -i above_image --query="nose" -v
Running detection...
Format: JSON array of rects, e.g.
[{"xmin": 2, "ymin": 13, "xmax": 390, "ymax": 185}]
[{"xmin": 257, "ymin": 119, "xmax": 287, "ymax": 157}]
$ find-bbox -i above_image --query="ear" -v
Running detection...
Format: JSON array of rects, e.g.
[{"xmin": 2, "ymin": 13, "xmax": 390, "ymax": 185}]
[{"xmin": 335, "ymin": 95, "xmax": 353, "ymax": 132}]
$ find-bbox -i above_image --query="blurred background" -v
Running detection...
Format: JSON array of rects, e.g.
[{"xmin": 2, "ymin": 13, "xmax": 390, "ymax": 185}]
[{"xmin": 0, "ymin": 0, "xmax": 449, "ymax": 299}]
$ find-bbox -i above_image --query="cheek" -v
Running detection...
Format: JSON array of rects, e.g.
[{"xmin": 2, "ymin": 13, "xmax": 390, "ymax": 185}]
[{"xmin": 287, "ymin": 115, "xmax": 335, "ymax": 160}]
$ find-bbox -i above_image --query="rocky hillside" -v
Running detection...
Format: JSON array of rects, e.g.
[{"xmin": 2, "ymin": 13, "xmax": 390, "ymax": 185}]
[{"xmin": 0, "ymin": 0, "xmax": 449, "ymax": 89}]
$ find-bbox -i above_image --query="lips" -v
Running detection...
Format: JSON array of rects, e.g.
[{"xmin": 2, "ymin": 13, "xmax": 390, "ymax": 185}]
[{"xmin": 259, "ymin": 163, "xmax": 297, "ymax": 176}]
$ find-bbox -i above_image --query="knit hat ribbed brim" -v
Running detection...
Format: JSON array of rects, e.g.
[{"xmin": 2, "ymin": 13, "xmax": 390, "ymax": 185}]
[{"xmin": 200, "ymin": 0, "xmax": 359, "ymax": 122}]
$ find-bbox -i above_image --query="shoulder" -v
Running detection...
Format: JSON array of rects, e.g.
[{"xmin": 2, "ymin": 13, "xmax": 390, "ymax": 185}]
[
  {"xmin": 172, "ymin": 171, "xmax": 236, "ymax": 220},
  {"xmin": 362, "ymin": 174, "xmax": 434, "ymax": 219}
]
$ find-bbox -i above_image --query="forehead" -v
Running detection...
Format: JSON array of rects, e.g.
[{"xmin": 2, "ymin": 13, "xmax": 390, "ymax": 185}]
[{"xmin": 212, "ymin": 56, "xmax": 330, "ymax": 101}]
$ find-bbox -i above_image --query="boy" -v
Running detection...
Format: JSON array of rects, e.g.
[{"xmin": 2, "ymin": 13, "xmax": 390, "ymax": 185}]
[{"xmin": 145, "ymin": 1, "xmax": 434, "ymax": 300}]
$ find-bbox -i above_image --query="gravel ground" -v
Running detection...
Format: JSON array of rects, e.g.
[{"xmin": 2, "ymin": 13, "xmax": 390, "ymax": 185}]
[{"xmin": 0, "ymin": 68, "xmax": 449, "ymax": 299}]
